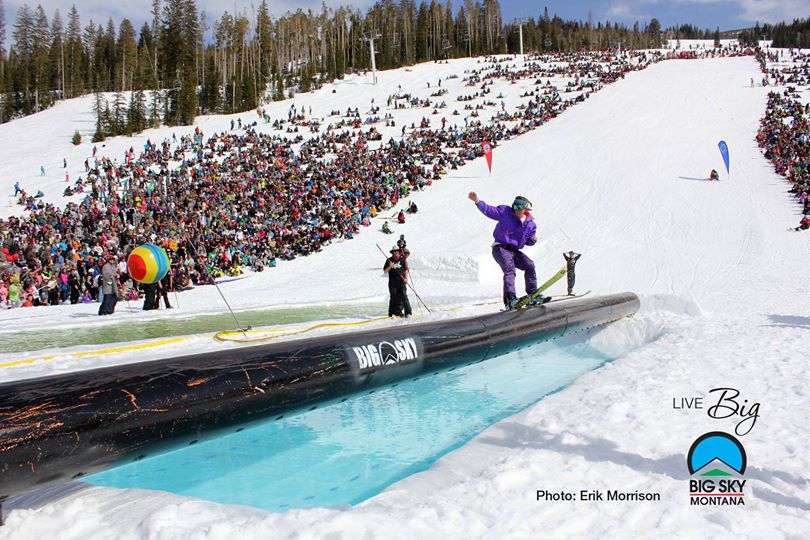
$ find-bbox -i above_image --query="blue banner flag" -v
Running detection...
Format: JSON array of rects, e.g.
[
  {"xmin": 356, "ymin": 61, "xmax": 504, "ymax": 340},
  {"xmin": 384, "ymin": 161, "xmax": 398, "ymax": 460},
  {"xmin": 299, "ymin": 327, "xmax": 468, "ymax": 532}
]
[{"xmin": 718, "ymin": 141, "xmax": 730, "ymax": 174}]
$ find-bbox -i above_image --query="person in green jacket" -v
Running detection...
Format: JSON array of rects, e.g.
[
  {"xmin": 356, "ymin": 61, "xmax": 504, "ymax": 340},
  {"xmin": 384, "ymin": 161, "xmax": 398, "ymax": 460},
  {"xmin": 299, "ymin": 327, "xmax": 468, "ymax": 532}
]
[{"xmin": 8, "ymin": 280, "xmax": 21, "ymax": 308}]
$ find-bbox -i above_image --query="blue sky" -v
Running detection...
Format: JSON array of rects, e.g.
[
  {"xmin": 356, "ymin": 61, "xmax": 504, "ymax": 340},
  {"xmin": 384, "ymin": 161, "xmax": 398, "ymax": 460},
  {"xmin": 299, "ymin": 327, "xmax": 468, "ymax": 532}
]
[
  {"xmin": 500, "ymin": 1, "xmax": 807, "ymax": 30},
  {"xmin": 2, "ymin": 0, "xmax": 806, "ymax": 35}
]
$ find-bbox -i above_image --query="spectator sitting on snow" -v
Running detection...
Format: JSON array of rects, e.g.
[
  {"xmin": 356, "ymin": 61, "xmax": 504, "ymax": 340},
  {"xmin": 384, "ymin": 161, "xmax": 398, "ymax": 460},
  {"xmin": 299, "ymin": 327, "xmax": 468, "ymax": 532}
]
[{"xmin": 0, "ymin": 49, "xmax": 662, "ymax": 312}]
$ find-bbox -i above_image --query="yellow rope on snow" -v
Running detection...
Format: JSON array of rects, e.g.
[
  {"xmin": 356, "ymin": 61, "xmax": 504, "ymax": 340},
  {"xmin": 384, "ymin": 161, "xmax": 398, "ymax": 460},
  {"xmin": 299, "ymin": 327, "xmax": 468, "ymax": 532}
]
[
  {"xmin": 214, "ymin": 315, "xmax": 393, "ymax": 344},
  {"xmin": 0, "ymin": 337, "xmax": 189, "ymax": 369},
  {"xmin": 214, "ymin": 294, "xmax": 508, "ymax": 344}
]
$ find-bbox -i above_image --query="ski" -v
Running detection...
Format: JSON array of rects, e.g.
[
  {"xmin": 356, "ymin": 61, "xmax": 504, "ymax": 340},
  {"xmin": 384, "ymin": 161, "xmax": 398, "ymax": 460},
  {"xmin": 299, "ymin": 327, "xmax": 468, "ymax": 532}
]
[
  {"xmin": 513, "ymin": 266, "xmax": 567, "ymax": 309},
  {"xmin": 545, "ymin": 290, "xmax": 592, "ymax": 303}
]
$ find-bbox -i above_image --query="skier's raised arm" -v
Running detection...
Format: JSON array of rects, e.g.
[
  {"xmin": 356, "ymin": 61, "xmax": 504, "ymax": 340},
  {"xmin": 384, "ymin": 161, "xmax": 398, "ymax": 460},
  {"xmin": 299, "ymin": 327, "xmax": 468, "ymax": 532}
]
[{"xmin": 468, "ymin": 191, "xmax": 505, "ymax": 220}]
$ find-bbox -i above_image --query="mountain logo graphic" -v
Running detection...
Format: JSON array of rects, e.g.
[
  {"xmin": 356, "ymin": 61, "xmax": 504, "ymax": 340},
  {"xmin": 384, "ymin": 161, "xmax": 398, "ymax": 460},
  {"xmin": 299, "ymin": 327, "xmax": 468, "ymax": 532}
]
[
  {"xmin": 378, "ymin": 341, "xmax": 400, "ymax": 364},
  {"xmin": 687, "ymin": 431, "xmax": 746, "ymax": 476}
]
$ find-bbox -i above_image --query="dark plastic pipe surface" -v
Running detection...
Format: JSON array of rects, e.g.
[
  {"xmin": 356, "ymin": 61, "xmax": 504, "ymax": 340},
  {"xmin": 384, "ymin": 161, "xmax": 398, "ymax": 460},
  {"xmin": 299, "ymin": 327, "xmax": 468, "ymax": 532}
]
[{"xmin": 0, "ymin": 293, "xmax": 639, "ymax": 499}]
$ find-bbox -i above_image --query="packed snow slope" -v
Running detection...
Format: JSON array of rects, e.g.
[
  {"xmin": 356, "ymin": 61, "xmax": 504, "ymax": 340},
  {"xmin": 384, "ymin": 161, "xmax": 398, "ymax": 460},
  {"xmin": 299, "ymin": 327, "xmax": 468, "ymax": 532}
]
[{"xmin": 1, "ymin": 52, "xmax": 809, "ymax": 539}]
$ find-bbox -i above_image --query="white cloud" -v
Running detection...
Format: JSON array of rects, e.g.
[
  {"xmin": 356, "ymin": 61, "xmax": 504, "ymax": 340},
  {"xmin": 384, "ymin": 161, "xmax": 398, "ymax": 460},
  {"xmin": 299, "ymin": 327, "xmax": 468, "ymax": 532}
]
[
  {"xmin": 608, "ymin": 0, "xmax": 807, "ymax": 25},
  {"xmin": 608, "ymin": 1, "xmax": 651, "ymax": 21},
  {"xmin": 734, "ymin": 0, "xmax": 807, "ymax": 23},
  {"xmin": 670, "ymin": 0, "xmax": 808, "ymax": 22}
]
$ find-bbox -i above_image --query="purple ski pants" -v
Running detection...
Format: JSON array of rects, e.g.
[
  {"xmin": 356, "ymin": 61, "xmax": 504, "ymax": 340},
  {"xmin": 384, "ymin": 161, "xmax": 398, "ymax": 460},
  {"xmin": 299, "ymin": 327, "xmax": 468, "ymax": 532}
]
[{"xmin": 492, "ymin": 245, "xmax": 537, "ymax": 303}]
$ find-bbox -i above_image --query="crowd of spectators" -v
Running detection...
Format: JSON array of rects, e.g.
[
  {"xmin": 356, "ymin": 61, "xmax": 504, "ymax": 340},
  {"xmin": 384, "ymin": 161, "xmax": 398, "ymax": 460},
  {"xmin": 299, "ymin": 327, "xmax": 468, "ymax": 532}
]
[
  {"xmin": 755, "ymin": 49, "xmax": 810, "ymax": 231},
  {"xmin": 1, "ymin": 51, "xmax": 657, "ymax": 310}
]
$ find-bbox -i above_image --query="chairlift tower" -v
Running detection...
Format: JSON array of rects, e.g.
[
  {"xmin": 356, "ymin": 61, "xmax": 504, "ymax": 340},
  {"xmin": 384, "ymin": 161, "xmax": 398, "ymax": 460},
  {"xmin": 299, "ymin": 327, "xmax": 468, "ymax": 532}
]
[
  {"xmin": 516, "ymin": 18, "xmax": 526, "ymax": 56},
  {"xmin": 441, "ymin": 38, "xmax": 452, "ymax": 60},
  {"xmin": 361, "ymin": 33, "xmax": 382, "ymax": 85}
]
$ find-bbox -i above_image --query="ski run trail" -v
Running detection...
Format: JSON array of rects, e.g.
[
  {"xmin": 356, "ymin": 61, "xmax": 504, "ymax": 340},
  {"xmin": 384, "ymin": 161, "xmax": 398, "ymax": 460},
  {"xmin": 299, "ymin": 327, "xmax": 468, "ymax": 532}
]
[{"xmin": 0, "ymin": 44, "xmax": 808, "ymax": 539}]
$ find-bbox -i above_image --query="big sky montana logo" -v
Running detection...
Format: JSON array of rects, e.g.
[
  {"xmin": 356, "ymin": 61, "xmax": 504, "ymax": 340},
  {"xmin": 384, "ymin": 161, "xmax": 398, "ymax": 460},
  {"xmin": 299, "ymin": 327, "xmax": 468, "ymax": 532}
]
[
  {"xmin": 349, "ymin": 338, "xmax": 419, "ymax": 372},
  {"xmin": 687, "ymin": 431, "xmax": 747, "ymax": 506}
]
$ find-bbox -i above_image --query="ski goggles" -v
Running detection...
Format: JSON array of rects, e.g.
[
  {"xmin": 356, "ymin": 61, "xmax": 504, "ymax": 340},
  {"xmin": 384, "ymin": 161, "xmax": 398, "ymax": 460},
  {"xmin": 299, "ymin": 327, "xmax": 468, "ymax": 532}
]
[{"xmin": 511, "ymin": 198, "xmax": 532, "ymax": 211}]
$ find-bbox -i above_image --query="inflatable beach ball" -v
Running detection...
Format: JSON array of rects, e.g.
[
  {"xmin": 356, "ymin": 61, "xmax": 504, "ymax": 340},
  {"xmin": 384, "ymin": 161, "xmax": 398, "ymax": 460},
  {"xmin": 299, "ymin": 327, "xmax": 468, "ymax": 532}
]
[{"xmin": 127, "ymin": 244, "xmax": 170, "ymax": 284}]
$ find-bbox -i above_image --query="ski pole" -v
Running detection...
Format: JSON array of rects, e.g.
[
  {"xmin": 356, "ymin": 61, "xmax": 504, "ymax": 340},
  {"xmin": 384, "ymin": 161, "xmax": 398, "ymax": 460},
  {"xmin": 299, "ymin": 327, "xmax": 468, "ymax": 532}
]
[
  {"xmin": 188, "ymin": 240, "xmax": 248, "ymax": 336},
  {"xmin": 406, "ymin": 281, "xmax": 431, "ymax": 313}
]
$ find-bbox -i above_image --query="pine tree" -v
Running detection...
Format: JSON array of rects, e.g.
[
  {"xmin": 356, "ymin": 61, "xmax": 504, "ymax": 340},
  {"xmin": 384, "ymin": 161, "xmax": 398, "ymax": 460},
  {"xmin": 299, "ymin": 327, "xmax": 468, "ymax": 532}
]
[
  {"xmin": 112, "ymin": 91, "xmax": 127, "ymax": 135},
  {"xmin": 200, "ymin": 52, "xmax": 220, "ymax": 113},
  {"xmin": 274, "ymin": 71, "xmax": 284, "ymax": 101},
  {"xmin": 31, "ymin": 5, "xmax": 50, "ymax": 111},
  {"xmin": 0, "ymin": 0, "xmax": 6, "ymax": 78},
  {"xmin": 161, "ymin": 0, "xmax": 198, "ymax": 125},
  {"xmin": 118, "ymin": 19, "xmax": 137, "ymax": 91},
  {"xmin": 178, "ymin": 0, "xmax": 199, "ymax": 124},
  {"xmin": 137, "ymin": 23, "xmax": 156, "ymax": 89},
  {"xmin": 150, "ymin": 0, "xmax": 161, "ymax": 84},
  {"xmin": 49, "ymin": 10, "xmax": 64, "ymax": 100},
  {"xmin": 12, "ymin": 5, "xmax": 35, "ymax": 113},
  {"xmin": 256, "ymin": 0, "xmax": 273, "ymax": 85},
  {"xmin": 149, "ymin": 89, "xmax": 161, "ymax": 128},
  {"xmin": 65, "ymin": 6, "xmax": 82, "ymax": 98},
  {"xmin": 647, "ymin": 18, "xmax": 662, "ymax": 48},
  {"xmin": 92, "ymin": 91, "xmax": 106, "ymax": 141},
  {"xmin": 82, "ymin": 21, "xmax": 98, "ymax": 90},
  {"xmin": 127, "ymin": 89, "xmax": 146, "ymax": 133},
  {"xmin": 0, "ymin": 0, "xmax": 8, "ymax": 122}
]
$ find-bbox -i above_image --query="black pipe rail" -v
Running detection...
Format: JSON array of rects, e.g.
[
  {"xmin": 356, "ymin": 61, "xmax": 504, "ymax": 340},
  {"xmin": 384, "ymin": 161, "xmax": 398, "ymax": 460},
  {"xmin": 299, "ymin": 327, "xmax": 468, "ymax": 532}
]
[{"xmin": 0, "ymin": 293, "xmax": 639, "ymax": 502}]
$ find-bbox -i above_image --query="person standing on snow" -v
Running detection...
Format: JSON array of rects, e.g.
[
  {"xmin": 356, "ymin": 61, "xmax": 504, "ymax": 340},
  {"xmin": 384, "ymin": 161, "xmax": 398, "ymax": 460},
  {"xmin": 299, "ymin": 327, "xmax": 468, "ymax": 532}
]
[
  {"xmin": 468, "ymin": 192, "xmax": 544, "ymax": 309},
  {"xmin": 98, "ymin": 255, "xmax": 119, "ymax": 315},
  {"xmin": 383, "ymin": 246, "xmax": 411, "ymax": 317},
  {"xmin": 563, "ymin": 251, "xmax": 581, "ymax": 295}
]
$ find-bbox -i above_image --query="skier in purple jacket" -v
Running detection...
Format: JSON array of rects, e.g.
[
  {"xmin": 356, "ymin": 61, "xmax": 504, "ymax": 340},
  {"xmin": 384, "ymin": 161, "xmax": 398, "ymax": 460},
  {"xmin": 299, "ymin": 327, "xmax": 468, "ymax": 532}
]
[{"xmin": 469, "ymin": 191, "xmax": 544, "ymax": 309}]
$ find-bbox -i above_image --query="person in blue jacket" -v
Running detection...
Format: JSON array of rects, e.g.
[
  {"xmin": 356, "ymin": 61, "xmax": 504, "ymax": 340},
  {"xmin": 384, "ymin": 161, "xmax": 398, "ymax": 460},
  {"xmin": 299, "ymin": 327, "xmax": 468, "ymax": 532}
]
[{"xmin": 468, "ymin": 191, "xmax": 543, "ymax": 309}]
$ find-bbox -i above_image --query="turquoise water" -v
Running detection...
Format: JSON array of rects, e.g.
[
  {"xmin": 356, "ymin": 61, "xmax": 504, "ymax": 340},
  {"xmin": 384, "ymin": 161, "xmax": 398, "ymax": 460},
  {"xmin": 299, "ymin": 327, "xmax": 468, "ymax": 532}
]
[{"xmin": 87, "ymin": 334, "xmax": 621, "ymax": 511}]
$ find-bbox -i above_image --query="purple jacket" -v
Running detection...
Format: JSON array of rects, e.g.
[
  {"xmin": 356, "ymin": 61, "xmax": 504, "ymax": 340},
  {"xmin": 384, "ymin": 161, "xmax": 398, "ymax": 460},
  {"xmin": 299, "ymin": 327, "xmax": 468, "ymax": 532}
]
[{"xmin": 476, "ymin": 200, "xmax": 537, "ymax": 250}]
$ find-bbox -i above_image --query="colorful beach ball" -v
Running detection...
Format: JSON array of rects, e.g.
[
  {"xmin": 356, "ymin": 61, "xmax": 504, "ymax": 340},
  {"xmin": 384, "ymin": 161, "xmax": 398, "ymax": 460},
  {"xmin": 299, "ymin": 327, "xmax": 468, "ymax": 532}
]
[{"xmin": 127, "ymin": 244, "xmax": 170, "ymax": 284}]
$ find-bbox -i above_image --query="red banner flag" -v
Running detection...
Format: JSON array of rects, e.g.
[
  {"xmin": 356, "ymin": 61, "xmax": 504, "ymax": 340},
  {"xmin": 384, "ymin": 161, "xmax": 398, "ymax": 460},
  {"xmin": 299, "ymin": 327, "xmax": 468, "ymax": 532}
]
[{"xmin": 482, "ymin": 141, "xmax": 493, "ymax": 173}]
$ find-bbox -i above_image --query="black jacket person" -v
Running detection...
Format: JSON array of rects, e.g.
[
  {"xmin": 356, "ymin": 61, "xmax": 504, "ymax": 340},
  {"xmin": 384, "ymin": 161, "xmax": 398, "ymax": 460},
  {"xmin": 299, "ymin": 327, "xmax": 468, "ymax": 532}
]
[{"xmin": 383, "ymin": 247, "xmax": 411, "ymax": 317}]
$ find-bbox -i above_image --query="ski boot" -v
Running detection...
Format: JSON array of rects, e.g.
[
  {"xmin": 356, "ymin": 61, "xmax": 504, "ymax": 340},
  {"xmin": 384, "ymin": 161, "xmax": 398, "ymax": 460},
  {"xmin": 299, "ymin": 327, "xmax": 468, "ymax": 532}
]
[
  {"xmin": 504, "ymin": 297, "xmax": 520, "ymax": 310},
  {"xmin": 527, "ymin": 295, "xmax": 551, "ymax": 306}
]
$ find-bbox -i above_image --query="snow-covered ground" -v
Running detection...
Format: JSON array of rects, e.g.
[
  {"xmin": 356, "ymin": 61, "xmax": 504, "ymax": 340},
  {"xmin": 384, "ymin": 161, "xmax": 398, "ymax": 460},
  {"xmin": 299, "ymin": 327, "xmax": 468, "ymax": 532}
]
[
  {"xmin": 666, "ymin": 38, "xmax": 741, "ymax": 49},
  {"xmin": 1, "ymin": 47, "xmax": 809, "ymax": 538}
]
